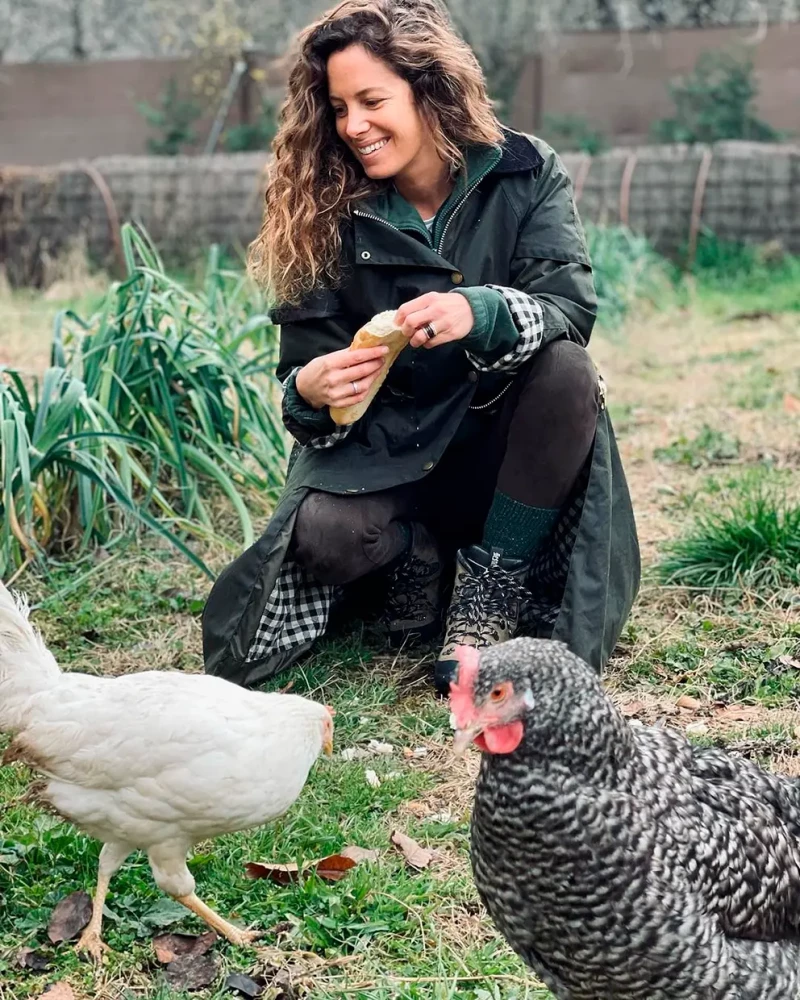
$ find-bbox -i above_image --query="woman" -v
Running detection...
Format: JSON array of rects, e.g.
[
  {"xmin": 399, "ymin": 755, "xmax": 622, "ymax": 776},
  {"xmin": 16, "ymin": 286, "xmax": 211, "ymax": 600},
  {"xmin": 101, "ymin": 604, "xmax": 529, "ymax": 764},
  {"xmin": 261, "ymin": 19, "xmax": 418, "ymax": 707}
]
[{"xmin": 202, "ymin": 0, "xmax": 640, "ymax": 694}]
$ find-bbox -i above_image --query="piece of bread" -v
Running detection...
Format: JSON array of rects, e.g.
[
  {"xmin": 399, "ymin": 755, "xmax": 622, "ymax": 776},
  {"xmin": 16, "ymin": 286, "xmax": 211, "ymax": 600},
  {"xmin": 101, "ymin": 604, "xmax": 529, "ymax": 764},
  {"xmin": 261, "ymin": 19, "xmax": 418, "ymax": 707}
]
[{"xmin": 329, "ymin": 311, "xmax": 409, "ymax": 426}]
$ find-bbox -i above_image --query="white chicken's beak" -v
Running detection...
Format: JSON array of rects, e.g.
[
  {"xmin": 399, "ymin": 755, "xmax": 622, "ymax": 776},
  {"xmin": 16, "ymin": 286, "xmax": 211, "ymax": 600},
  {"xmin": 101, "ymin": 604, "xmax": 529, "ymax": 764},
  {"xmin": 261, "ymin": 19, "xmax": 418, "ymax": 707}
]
[
  {"xmin": 453, "ymin": 724, "xmax": 483, "ymax": 756},
  {"xmin": 323, "ymin": 735, "xmax": 333, "ymax": 756}
]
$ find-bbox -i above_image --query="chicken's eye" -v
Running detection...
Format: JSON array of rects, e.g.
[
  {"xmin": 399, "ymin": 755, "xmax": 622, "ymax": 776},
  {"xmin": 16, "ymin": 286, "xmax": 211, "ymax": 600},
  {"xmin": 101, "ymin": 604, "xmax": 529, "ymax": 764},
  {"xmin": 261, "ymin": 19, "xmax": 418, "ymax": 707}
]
[{"xmin": 489, "ymin": 685, "xmax": 507, "ymax": 703}]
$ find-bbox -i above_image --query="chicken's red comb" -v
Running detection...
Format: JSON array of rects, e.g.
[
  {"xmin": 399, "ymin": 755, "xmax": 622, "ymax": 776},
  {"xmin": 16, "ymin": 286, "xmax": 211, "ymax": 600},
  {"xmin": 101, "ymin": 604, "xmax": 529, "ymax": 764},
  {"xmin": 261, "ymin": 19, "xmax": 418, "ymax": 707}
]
[
  {"xmin": 325, "ymin": 704, "xmax": 336, "ymax": 717},
  {"xmin": 448, "ymin": 645, "xmax": 480, "ymax": 727}
]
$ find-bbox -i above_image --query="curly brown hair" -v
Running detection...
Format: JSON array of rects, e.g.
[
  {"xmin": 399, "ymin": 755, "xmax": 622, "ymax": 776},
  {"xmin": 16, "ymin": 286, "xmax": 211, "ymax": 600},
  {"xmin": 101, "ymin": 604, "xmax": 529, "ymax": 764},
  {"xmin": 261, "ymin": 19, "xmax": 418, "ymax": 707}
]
[{"xmin": 249, "ymin": 0, "xmax": 503, "ymax": 306}]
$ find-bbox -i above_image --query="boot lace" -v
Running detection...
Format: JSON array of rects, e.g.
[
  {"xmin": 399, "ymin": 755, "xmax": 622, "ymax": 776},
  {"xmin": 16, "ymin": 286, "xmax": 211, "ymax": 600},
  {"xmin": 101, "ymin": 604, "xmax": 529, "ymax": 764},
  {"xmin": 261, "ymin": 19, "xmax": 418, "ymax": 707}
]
[
  {"xmin": 445, "ymin": 565, "xmax": 530, "ymax": 645},
  {"xmin": 385, "ymin": 551, "xmax": 441, "ymax": 624}
]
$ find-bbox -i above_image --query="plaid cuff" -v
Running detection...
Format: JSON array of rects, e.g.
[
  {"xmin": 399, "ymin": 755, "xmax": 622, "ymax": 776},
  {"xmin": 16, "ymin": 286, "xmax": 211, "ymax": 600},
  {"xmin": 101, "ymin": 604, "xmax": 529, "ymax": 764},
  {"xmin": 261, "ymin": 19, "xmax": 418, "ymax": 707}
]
[
  {"xmin": 466, "ymin": 285, "xmax": 545, "ymax": 373},
  {"xmin": 281, "ymin": 367, "xmax": 354, "ymax": 450}
]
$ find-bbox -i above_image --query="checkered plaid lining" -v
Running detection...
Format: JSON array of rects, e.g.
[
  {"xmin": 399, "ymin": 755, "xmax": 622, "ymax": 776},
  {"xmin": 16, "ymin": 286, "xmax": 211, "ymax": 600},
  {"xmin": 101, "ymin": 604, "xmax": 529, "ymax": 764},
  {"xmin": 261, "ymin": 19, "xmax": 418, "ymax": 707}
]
[
  {"xmin": 282, "ymin": 367, "xmax": 354, "ymax": 450},
  {"xmin": 246, "ymin": 558, "xmax": 339, "ymax": 661},
  {"xmin": 465, "ymin": 285, "xmax": 545, "ymax": 373}
]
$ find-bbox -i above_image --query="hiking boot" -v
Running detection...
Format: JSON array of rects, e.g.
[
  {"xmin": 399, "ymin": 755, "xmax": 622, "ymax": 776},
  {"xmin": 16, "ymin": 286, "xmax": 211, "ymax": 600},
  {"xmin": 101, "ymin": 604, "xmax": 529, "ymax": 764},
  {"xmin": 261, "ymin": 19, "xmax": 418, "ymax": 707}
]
[
  {"xmin": 384, "ymin": 522, "xmax": 444, "ymax": 646},
  {"xmin": 433, "ymin": 544, "xmax": 529, "ymax": 696}
]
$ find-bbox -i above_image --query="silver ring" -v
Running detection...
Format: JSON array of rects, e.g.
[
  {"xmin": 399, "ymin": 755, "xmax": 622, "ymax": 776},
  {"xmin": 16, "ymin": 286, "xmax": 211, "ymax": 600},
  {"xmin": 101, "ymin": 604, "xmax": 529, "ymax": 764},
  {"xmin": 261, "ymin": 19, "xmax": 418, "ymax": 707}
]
[
  {"xmin": 351, "ymin": 380, "xmax": 359, "ymax": 394},
  {"xmin": 422, "ymin": 321, "xmax": 436, "ymax": 340}
]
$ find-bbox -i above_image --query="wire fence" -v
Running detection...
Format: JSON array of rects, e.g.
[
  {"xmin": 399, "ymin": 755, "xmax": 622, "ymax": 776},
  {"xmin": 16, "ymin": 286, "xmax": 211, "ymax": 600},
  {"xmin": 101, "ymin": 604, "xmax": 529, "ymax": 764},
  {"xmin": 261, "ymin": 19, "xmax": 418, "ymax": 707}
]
[{"xmin": 2, "ymin": 141, "xmax": 800, "ymax": 286}]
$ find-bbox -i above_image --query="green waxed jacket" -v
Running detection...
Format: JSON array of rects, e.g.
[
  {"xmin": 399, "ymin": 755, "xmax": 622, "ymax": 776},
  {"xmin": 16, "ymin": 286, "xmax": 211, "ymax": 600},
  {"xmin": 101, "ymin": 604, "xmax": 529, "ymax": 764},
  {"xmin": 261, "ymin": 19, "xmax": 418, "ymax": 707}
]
[{"xmin": 202, "ymin": 129, "xmax": 640, "ymax": 686}]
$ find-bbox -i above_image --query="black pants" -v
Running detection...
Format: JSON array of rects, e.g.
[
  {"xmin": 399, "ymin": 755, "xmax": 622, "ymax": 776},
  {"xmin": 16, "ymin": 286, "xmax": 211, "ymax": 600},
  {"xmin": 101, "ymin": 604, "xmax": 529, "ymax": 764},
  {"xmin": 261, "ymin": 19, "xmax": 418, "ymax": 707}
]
[{"xmin": 293, "ymin": 340, "xmax": 600, "ymax": 586}]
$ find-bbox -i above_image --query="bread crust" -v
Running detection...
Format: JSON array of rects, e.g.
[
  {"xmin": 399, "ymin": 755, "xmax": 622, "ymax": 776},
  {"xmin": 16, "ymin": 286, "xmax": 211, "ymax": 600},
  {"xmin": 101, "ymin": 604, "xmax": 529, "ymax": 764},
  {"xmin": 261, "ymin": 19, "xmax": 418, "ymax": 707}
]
[{"xmin": 329, "ymin": 319, "xmax": 409, "ymax": 426}]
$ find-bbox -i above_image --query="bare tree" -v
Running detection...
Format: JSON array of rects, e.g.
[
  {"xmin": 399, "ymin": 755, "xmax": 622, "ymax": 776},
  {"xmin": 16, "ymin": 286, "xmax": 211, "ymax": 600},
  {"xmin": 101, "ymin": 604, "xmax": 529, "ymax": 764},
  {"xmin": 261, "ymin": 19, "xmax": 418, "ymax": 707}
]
[{"xmin": 2, "ymin": 0, "xmax": 799, "ymax": 66}]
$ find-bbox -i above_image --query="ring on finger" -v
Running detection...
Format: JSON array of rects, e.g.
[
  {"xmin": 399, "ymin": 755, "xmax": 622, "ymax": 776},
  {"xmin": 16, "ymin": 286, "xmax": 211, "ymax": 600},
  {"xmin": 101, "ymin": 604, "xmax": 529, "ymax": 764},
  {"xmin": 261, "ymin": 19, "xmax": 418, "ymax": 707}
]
[
  {"xmin": 421, "ymin": 321, "xmax": 436, "ymax": 341},
  {"xmin": 351, "ymin": 380, "xmax": 360, "ymax": 394}
]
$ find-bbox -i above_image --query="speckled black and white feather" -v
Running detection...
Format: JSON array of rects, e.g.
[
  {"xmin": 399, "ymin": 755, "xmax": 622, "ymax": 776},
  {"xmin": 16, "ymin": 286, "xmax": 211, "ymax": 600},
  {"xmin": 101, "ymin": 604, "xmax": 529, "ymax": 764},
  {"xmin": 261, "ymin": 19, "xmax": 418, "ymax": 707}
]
[{"xmin": 467, "ymin": 637, "xmax": 800, "ymax": 1000}]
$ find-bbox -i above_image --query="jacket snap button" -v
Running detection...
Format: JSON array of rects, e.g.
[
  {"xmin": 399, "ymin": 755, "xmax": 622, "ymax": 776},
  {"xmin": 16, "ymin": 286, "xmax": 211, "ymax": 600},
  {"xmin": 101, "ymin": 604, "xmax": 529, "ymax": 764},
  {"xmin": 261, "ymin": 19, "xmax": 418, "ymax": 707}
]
[
  {"xmin": 451, "ymin": 271, "xmax": 464, "ymax": 284},
  {"xmin": 467, "ymin": 371, "xmax": 478, "ymax": 383},
  {"xmin": 346, "ymin": 488, "xmax": 359, "ymax": 493},
  {"xmin": 361, "ymin": 250, "xmax": 371, "ymax": 260},
  {"xmin": 422, "ymin": 461, "xmax": 435, "ymax": 471}
]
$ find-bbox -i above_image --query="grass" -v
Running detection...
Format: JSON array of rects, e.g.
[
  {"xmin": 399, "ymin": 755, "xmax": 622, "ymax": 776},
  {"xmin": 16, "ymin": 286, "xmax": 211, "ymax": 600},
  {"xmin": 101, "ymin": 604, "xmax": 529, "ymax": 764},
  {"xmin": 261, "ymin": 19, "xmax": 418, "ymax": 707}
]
[
  {"xmin": 686, "ymin": 233, "xmax": 800, "ymax": 316},
  {"xmin": 0, "ymin": 554, "xmax": 541, "ymax": 1000},
  {"xmin": 1, "ymin": 232, "xmax": 800, "ymax": 998},
  {"xmin": 658, "ymin": 475, "xmax": 800, "ymax": 590},
  {"xmin": 654, "ymin": 425, "xmax": 740, "ymax": 469}
]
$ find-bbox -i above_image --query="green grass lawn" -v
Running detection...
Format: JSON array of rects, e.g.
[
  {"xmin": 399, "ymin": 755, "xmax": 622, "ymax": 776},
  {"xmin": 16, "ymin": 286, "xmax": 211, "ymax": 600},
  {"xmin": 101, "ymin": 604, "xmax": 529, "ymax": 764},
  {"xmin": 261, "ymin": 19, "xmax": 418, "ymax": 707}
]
[{"xmin": 1, "ymin": 244, "xmax": 800, "ymax": 999}]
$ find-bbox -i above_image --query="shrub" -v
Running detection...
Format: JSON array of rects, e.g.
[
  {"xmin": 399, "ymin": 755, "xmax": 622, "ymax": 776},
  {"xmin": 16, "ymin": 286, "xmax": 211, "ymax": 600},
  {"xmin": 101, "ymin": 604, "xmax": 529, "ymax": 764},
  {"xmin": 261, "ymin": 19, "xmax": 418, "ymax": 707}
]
[
  {"xmin": 651, "ymin": 49, "xmax": 782, "ymax": 145},
  {"xmin": 541, "ymin": 114, "xmax": 609, "ymax": 156},
  {"xmin": 137, "ymin": 78, "xmax": 203, "ymax": 156}
]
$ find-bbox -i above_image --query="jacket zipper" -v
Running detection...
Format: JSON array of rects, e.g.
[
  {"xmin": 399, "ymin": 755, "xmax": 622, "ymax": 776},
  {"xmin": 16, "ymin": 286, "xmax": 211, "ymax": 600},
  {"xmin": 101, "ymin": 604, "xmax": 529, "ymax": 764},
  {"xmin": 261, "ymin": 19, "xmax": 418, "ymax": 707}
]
[
  {"xmin": 352, "ymin": 210, "xmax": 432, "ymax": 247},
  {"xmin": 435, "ymin": 164, "xmax": 494, "ymax": 255},
  {"xmin": 353, "ymin": 155, "xmax": 497, "ymax": 255}
]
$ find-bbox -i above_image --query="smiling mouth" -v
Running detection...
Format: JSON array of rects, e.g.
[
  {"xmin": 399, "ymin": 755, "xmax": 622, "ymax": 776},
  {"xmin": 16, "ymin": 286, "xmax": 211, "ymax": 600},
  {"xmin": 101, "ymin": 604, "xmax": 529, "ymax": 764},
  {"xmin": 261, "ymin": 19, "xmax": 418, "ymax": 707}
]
[{"xmin": 357, "ymin": 138, "xmax": 389, "ymax": 157}]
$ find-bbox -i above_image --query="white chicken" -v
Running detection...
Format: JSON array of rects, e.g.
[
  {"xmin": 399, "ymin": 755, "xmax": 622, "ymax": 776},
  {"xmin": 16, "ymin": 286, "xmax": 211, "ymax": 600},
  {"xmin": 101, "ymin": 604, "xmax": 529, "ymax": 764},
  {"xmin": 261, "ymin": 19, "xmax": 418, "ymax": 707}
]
[{"xmin": 0, "ymin": 581, "xmax": 333, "ymax": 960}]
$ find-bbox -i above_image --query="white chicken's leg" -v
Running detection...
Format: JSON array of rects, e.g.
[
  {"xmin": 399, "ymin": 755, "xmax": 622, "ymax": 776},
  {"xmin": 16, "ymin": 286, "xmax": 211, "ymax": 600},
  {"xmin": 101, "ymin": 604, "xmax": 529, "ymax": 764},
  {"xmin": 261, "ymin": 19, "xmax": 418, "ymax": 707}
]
[
  {"xmin": 149, "ymin": 842, "xmax": 261, "ymax": 948},
  {"xmin": 76, "ymin": 841, "xmax": 132, "ymax": 962},
  {"xmin": 175, "ymin": 893, "xmax": 262, "ymax": 947}
]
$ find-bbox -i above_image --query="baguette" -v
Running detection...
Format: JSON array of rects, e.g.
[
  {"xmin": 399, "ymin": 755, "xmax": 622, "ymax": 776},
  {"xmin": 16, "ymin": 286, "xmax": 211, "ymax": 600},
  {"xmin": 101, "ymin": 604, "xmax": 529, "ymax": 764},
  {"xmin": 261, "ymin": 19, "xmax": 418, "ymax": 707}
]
[{"xmin": 329, "ymin": 310, "xmax": 409, "ymax": 426}]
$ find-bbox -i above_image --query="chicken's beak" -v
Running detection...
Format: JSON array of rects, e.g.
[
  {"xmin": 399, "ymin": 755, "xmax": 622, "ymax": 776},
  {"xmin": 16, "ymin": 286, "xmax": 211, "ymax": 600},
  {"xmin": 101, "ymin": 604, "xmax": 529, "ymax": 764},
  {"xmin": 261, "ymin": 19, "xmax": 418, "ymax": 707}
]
[
  {"xmin": 323, "ymin": 736, "xmax": 333, "ymax": 756},
  {"xmin": 453, "ymin": 724, "xmax": 483, "ymax": 756}
]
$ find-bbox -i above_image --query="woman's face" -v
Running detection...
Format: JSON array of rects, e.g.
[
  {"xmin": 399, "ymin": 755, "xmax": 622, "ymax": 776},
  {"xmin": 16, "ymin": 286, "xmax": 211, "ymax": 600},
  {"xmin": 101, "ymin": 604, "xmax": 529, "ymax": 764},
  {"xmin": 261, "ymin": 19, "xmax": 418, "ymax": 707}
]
[{"xmin": 327, "ymin": 43, "xmax": 438, "ymax": 184}]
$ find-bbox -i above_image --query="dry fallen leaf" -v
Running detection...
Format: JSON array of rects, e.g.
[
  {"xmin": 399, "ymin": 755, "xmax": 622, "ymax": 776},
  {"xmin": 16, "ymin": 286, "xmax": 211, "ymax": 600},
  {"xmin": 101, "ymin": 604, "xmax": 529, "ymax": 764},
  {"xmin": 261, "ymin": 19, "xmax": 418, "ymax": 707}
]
[
  {"xmin": 313, "ymin": 855, "xmax": 359, "ymax": 881},
  {"xmin": 779, "ymin": 655, "xmax": 800, "ymax": 671},
  {"xmin": 38, "ymin": 984, "xmax": 75, "ymax": 1000},
  {"xmin": 245, "ymin": 861, "xmax": 301, "ymax": 886},
  {"xmin": 620, "ymin": 701, "xmax": 645, "ymax": 717},
  {"xmin": 403, "ymin": 800, "xmax": 430, "ymax": 818},
  {"xmin": 365, "ymin": 769, "xmax": 381, "ymax": 788},
  {"xmin": 676, "ymin": 695, "xmax": 703, "ymax": 712},
  {"xmin": 686, "ymin": 721, "xmax": 710, "ymax": 736},
  {"xmin": 225, "ymin": 972, "xmax": 266, "ymax": 998},
  {"xmin": 245, "ymin": 853, "xmax": 357, "ymax": 885},
  {"xmin": 152, "ymin": 931, "xmax": 217, "ymax": 964},
  {"xmin": 153, "ymin": 932, "xmax": 219, "ymax": 992},
  {"xmin": 391, "ymin": 830, "xmax": 434, "ymax": 870},
  {"xmin": 47, "ymin": 891, "xmax": 92, "ymax": 944},
  {"xmin": 714, "ymin": 705, "xmax": 762, "ymax": 724},
  {"xmin": 17, "ymin": 948, "xmax": 51, "ymax": 972},
  {"xmin": 339, "ymin": 845, "xmax": 381, "ymax": 864},
  {"xmin": 163, "ymin": 952, "xmax": 218, "ymax": 991},
  {"xmin": 783, "ymin": 392, "xmax": 800, "ymax": 414}
]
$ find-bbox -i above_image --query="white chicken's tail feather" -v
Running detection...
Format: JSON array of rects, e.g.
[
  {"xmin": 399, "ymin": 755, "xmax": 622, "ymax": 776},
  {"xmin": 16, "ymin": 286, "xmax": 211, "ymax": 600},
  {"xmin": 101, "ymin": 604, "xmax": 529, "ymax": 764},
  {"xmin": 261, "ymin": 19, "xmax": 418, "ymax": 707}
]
[{"xmin": 0, "ymin": 580, "xmax": 61, "ymax": 732}]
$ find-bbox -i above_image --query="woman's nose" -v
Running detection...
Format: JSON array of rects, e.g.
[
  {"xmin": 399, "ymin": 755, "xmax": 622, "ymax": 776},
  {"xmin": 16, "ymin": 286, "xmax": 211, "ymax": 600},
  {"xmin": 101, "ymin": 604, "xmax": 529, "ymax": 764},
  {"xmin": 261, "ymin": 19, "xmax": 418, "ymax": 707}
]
[{"xmin": 345, "ymin": 112, "xmax": 370, "ymax": 139}]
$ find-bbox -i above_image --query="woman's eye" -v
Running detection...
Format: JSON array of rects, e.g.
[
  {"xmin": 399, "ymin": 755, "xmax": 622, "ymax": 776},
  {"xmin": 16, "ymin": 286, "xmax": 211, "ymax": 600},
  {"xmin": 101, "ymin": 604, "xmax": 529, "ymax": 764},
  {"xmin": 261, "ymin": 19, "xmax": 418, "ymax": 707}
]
[
  {"xmin": 332, "ymin": 106, "xmax": 346, "ymax": 117},
  {"xmin": 364, "ymin": 99, "xmax": 382, "ymax": 108}
]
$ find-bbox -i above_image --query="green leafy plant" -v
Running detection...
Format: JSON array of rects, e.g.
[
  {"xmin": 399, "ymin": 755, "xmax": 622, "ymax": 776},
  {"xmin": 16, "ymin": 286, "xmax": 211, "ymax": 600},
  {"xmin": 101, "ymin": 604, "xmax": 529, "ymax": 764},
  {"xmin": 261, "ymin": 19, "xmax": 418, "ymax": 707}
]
[
  {"xmin": 542, "ymin": 114, "xmax": 609, "ymax": 155},
  {"xmin": 651, "ymin": 49, "xmax": 783, "ymax": 145},
  {"xmin": 137, "ymin": 77, "xmax": 204, "ymax": 156},
  {"xmin": 222, "ymin": 97, "xmax": 278, "ymax": 152},
  {"xmin": 585, "ymin": 224, "xmax": 671, "ymax": 328},
  {"xmin": 658, "ymin": 479, "xmax": 800, "ymax": 590},
  {"xmin": 0, "ymin": 224, "xmax": 285, "ymax": 579}
]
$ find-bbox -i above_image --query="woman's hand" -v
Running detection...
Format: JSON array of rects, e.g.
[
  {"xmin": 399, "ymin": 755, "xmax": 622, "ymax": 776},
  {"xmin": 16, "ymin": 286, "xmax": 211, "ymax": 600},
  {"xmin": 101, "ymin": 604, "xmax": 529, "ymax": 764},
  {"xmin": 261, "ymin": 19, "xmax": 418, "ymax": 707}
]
[
  {"xmin": 394, "ymin": 292, "xmax": 474, "ymax": 349},
  {"xmin": 295, "ymin": 345, "xmax": 389, "ymax": 410}
]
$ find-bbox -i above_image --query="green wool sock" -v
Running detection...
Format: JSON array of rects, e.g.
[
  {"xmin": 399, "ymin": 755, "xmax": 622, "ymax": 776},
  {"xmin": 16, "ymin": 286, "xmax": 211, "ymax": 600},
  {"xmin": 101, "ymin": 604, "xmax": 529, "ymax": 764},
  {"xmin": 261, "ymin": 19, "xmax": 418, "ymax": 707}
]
[{"xmin": 482, "ymin": 491, "xmax": 560, "ymax": 562}]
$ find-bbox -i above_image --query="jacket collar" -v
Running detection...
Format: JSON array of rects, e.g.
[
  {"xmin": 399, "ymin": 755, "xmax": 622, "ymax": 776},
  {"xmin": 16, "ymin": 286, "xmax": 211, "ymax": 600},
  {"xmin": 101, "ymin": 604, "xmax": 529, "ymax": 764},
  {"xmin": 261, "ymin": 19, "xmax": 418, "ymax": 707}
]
[
  {"xmin": 494, "ymin": 127, "xmax": 545, "ymax": 175},
  {"xmin": 361, "ymin": 142, "xmax": 501, "ymax": 234},
  {"xmin": 356, "ymin": 127, "xmax": 543, "ymax": 232}
]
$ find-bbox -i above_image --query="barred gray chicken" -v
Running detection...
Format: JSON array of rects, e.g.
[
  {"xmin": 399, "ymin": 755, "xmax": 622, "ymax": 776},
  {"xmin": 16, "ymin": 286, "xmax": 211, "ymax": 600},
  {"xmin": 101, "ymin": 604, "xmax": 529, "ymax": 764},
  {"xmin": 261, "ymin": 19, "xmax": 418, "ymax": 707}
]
[{"xmin": 449, "ymin": 638, "xmax": 800, "ymax": 1000}]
